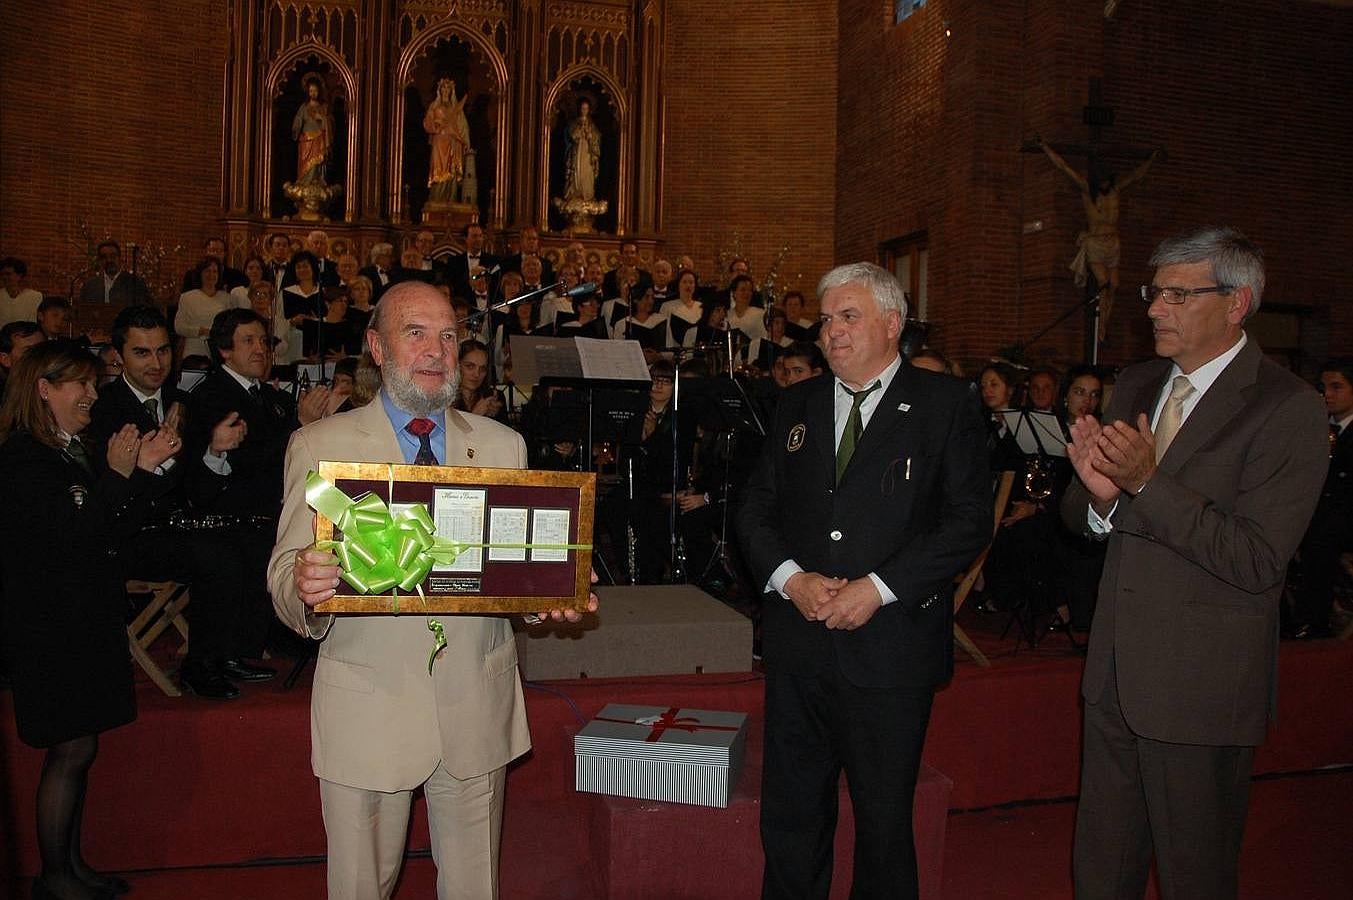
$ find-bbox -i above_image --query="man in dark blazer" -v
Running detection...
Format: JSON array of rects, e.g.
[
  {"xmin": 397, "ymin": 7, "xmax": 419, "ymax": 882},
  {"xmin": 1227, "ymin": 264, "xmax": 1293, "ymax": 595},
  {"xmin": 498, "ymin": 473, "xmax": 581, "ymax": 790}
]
[
  {"xmin": 737, "ymin": 263, "xmax": 991, "ymax": 899},
  {"xmin": 1061, "ymin": 226, "xmax": 1328, "ymax": 900},
  {"xmin": 1287, "ymin": 358, "xmax": 1353, "ymax": 639},
  {"xmin": 87, "ymin": 306, "xmax": 265, "ymax": 699},
  {"xmin": 184, "ymin": 308, "xmax": 328, "ymax": 656},
  {"xmin": 79, "ymin": 240, "xmax": 151, "ymax": 306},
  {"xmin": 445, "ymin": 222, "xmax": 501, "ymax": 300},
  {"xmin": 357, "ymin": 241, "xmax": 396, "ymax": 303}
]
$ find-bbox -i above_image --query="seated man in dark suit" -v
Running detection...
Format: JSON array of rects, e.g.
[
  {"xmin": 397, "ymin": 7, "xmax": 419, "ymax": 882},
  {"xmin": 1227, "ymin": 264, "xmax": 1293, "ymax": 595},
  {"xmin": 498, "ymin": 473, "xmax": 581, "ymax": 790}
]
[
  {"xmin": 1287, "ymin": 357, "xmax": 1353, "ymax": 639},
  {"xmin": 185, "ymin": 309, "xmax": 329, "ymax": 659},
  {"xmin": 79, "ymin": 240, "xmax": 151, "ymax": 306},
  {"xmin": 87, "ymin": 306, "xmax": 269, "ymax": 699}
]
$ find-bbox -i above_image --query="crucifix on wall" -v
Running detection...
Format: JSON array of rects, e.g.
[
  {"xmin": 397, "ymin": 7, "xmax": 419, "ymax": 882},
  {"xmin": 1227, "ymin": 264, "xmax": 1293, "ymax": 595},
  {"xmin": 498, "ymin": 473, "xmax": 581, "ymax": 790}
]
[{"xmin": 1026, "ymin": 78, "xmax": 1162, "ymax": 353}]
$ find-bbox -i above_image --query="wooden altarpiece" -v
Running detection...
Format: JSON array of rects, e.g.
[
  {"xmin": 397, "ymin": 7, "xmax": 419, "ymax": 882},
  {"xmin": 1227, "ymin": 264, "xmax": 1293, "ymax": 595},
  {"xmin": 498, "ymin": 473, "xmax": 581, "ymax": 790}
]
[{"xmin": 218, "ymin": 0, "xmax": 667, "ymax": 268}]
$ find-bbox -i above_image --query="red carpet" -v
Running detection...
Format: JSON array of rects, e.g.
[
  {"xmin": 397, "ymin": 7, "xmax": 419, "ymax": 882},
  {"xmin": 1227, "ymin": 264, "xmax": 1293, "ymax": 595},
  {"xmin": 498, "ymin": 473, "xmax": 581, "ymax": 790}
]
[{"xmin": 3, "ymin": 608, "xmax": 1351, "ymax": 898}]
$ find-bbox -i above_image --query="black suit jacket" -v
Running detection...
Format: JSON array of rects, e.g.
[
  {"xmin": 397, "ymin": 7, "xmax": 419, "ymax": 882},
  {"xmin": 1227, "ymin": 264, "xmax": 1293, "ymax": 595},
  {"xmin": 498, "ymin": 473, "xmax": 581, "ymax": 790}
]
[
  {"xmin": 737, "ymin": 365, "xmax": 992, "ymax": 688},
  {"xmin": 445, "ymin": 252, "xmax": 501, "ymax": 300},
  {"xmin": 184, "ymin": 367, "xmax": 299, "ymax": 519},
  {"xmin": 1319, "ymin": 421, "xmax": 1353, "ymax": 513},
  {"xmin": 79, "ymin": 271, "xmax": 151, "ymax": 306},
  {"xmin": 502, "ymin": 253, "xmax": 555, "ymax": 288},
  {"xmin": 357, "ymin": 265, "xmax": 396, "ymax": 303},
  {"xmin": 1061, "ymin": 338, "xmax": 1328, "ymax": 745},
  {"xmin": 86, "ymin": 377, "xmax": 209, "ymax": 519}
]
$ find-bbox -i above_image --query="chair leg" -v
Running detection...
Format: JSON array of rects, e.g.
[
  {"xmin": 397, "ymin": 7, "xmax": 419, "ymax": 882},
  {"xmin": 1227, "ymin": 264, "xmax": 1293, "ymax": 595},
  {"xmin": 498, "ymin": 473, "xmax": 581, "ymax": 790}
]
[
  {"xmin": 128, "ymin": 633, "xmax": 182, "ymax": 697},
  {"xmin": 954, "ymin": 625, "xmax": 991, "ymax": 667}
]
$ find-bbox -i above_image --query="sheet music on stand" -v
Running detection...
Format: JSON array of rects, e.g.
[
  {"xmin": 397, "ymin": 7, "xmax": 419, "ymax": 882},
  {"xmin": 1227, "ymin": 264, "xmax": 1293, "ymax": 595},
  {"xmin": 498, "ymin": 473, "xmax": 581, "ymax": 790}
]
[
  {"xmin": 576, "ymin": 337, "xmax": 649, "ymax": 381},
  {"xmin": 509, "ymin": 335, "xmax": 650, "ymax": 388},
  {"xmin": 1004, "ymin": 409, "xmax": 1069, "ymax": 458}
]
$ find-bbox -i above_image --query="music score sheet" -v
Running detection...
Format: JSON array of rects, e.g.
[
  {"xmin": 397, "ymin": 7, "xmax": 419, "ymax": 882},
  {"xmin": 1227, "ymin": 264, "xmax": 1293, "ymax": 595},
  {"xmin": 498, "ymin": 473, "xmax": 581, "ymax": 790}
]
[{"xmin": 575, "ymin": 337, "xmax": 650, "ymax": 381}]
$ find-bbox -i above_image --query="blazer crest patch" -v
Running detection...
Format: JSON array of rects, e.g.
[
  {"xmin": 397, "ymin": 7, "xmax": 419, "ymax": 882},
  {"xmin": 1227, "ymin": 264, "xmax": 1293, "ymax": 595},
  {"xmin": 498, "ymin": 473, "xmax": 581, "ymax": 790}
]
[{"xmin": 787, "ymin": 423, "xmax": 806, "ymax": 452}]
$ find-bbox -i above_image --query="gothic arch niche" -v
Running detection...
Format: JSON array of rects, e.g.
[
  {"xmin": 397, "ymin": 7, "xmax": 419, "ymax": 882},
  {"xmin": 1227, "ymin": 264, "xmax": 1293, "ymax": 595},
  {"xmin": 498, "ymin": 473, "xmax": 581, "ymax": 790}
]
[
  {"xmin": 266, "ymin": 55, "xmax": 353, "ymax": 221},
  {"xmin": 394, "ymin": 24, "xmax": 509, "ymax": 228},
  {"xmin": 546, "ymin": 73, "xmax": 622, "ymax": 235}
]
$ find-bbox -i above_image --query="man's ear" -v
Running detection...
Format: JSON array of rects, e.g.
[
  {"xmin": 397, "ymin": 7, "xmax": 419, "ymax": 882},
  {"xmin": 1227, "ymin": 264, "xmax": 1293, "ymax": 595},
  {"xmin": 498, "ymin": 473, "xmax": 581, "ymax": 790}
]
[{"xmin": 1227, "ymin": 286, "xmax": 1253, "ymax": 325}]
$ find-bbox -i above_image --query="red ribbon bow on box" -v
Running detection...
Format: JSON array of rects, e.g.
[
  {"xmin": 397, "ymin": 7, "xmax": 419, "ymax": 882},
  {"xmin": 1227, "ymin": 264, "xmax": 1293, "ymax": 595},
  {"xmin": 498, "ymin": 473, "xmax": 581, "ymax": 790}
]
[{"xmin": 596, "ymin": 707, "xmax": 740, "ymax": 742}]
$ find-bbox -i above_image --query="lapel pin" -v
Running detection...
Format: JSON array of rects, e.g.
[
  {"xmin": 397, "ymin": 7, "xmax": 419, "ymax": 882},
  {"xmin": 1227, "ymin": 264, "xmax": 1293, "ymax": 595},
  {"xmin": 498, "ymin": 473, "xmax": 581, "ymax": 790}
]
[
  {"xmin": 787, "ymin": 424, "xmax": 806, "ymax": 452},
  {"xmin": 467, "ymin": 447, "xmax": 476, "ymax": 459},
  {"xmin": 898, "ymin": 402, "xmax": 911, "ymax": 412}
]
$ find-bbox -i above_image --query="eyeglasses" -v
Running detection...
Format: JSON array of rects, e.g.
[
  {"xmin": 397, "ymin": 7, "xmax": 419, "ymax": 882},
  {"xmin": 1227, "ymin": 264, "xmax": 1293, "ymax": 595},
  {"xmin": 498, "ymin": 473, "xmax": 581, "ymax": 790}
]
[{"xmin": 1140, "ymin": 284, "xmax": 1233, "ymax": 305}]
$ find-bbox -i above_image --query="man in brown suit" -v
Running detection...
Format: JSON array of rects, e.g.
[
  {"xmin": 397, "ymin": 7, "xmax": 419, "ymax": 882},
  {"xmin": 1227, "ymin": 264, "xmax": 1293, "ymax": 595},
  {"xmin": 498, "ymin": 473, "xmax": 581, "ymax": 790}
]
[
  {"xmin": 268, "ymin": 281, "xmax": 593, "ymax": 900},
  {"xmin": 1061, "ymin": 226, "xmax": 1327, "ymax": 900}
]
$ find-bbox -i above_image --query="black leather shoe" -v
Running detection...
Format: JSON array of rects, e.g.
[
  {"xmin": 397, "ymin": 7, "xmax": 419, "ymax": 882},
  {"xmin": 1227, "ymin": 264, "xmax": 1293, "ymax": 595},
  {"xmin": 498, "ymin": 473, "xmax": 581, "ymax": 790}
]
[
  {"xmin": 84, "ymin": 873, "xmax": 130, "ymax": 895},
  {"xmin": 180, "ymin": 665, "xmax": 240, "ymax": 700},
  {"xmin": 218, "ymin": 658, "xmax": 277, "ymax": 682}
]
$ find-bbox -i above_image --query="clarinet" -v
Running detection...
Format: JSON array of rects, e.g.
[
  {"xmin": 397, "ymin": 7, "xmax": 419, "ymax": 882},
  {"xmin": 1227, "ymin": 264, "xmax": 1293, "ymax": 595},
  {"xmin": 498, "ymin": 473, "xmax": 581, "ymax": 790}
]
[
  {"xmin": 671, "ymin": 463, "xmax": 694, "ymax": 583},
  {"xmin": 626, "ymin": 457, "xmax": 639, "ymax": 585}
]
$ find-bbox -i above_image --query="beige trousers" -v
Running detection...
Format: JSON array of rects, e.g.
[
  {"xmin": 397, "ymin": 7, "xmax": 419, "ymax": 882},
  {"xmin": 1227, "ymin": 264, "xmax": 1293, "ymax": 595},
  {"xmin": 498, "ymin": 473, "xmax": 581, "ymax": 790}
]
[{"xmin": 319, "ymin": 763, "xmax": 507, "ymax": 900}]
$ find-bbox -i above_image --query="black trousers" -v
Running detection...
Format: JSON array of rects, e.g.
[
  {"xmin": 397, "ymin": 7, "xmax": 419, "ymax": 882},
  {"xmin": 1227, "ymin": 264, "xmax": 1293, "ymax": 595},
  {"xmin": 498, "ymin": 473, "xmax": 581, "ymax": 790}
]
[
  {"xmin": 761, "ymin": 664, "xmax": 934, "ymax": 900},
  {"xmin": 121, "ymin": 527, "xmax": 275, "ymax": 662},
  {"xmin": 1293, "ymin": 502, "xmax": 1353, "ymax": 629},
  {"xmin": 1074, "ymin": 659, "xmax": 1254, "ymax": 900}
]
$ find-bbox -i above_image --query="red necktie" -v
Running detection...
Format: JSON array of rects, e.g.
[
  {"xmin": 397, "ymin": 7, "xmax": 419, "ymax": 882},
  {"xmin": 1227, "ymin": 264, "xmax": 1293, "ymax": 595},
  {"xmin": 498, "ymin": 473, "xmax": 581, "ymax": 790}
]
[{"xmin": 406, "ymin": 418, "xmax": 439, "ymax": 466}]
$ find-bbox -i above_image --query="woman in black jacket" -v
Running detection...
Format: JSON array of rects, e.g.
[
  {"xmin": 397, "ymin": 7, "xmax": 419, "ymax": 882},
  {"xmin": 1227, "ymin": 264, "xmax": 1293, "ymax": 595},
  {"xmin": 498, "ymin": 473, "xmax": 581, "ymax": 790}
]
[{"xmin": 0, "ymin": 341, "xmax": 180, "ymax": 899}]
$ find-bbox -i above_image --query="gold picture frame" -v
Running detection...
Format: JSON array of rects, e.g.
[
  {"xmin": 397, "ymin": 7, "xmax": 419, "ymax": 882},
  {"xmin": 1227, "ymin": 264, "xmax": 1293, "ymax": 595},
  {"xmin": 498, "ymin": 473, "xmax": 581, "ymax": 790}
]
[{"xmin": 311, "ymin": 460, "xmax": 595, "ymax": 615}]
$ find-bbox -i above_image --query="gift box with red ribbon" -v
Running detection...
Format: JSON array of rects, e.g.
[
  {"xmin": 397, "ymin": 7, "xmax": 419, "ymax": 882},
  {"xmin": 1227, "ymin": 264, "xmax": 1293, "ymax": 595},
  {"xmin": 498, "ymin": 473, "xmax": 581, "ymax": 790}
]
[{"xmin": 574, "ymin": 703, "xmax": 749, "ymax": 808}]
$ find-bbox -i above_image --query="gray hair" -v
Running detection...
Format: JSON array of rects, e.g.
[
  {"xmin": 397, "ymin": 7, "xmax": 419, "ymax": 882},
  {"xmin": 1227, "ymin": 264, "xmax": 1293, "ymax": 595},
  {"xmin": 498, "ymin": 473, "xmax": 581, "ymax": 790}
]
[
  {"xmin": 816, "ymin": 262, "xmax": 908, "ymax": 318},
  {"xmin": 1148, "ymin": 226, "xmax": 1265, "ymax": 320},
  {"xmin": 369, "ymin": 242, "xmax": 393, "ymax": 265}
]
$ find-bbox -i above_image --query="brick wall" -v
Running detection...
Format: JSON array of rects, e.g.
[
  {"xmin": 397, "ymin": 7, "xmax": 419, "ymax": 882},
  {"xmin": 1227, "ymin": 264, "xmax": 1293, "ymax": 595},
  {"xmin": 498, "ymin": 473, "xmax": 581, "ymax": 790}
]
[
  {"xmin": 0, "ymin": 1, "xmax": 228, "ymax": 304},
  {"xmin": 836, "ymin": 0, "xmax": 1353, "ymax": 376},
  {"xmin": 4, "ymin": 0, "xmax": 1346, "ymax": 366},
  {"xmin": 662, "ymin": 0, "xmax": 838, "ymax": 300}
]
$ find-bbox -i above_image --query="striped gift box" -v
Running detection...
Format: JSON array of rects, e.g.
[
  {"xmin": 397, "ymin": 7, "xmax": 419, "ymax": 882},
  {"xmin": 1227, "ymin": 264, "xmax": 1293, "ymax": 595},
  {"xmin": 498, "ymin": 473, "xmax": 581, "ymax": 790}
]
[{"xmin": 574, "ymin": 704, "xmax": 749, "ymax": 808}]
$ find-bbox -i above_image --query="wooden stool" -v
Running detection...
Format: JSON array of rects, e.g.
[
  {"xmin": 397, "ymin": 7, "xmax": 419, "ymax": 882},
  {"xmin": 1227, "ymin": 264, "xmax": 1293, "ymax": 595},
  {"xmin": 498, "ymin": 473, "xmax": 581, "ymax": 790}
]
[
  {"xmin": 125, "ymin": 580, "xmax": 191, "ymax": 696},
  {"xmin": 951, "ymin": 470, "xmax": 1017, "ymax": 667}
]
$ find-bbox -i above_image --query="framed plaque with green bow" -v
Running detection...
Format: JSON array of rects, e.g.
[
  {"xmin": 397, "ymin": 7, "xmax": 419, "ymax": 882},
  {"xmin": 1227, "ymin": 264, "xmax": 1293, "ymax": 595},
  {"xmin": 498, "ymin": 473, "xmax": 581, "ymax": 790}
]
[{"xmin": 309, "ymin": 461, "xmax": 596, "ymax": 614}]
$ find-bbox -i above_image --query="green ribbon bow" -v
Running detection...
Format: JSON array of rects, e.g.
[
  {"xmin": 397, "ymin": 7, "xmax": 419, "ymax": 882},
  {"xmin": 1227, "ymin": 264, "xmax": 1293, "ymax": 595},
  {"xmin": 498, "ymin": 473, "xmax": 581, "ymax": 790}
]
[{"xmin": 306, "ymin": 470, "xmax": 469, "ymax": 605}]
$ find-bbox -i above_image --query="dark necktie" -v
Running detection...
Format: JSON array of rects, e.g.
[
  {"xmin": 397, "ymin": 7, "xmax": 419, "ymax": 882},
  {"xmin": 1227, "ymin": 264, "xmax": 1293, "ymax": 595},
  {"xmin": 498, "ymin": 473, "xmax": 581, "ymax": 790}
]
[
  {"xmin": 65, "ymin": 436, "xmax": 94, "ymax": 476},
  {"xmin": 248, "ymin": 383, "xmax": 263, "ymax": 406},
  {"xmin": 836, "ymin": 381, "xmax": 880, "ymax": 484},
  {"xmin": 406, "ymin": 418, "xmax": 439, "ymax": 466},
  {"xmin": 143, "ymin": 397, "xmax": 159, "ymax": 423}
]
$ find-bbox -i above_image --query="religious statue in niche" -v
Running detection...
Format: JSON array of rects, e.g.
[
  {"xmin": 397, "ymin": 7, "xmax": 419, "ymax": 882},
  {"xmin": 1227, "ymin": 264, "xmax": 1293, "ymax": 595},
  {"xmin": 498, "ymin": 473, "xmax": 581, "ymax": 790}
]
[
  {"xmin": 283, "ymin": 73, "xmax": 343, "ymax": 221},
  {"xmin": 1036, "ymin": 137, "xmax": 1160, "ymax": 341},
  {"xmin": 424, "ymin": 77, "xmax": 472, "ymax": 203},
  {"xmin": 553, "ymin": 96, "xmax": 608, "ymax": 232}
]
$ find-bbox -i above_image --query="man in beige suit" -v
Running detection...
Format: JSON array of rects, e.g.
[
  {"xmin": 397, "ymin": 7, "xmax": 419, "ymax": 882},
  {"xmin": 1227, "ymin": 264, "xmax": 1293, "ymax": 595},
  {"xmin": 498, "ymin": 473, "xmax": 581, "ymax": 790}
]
[
  {"xmin": 268, "ymin": 281, "xmax": 593, "ymax": 900},
  {"xmin": 1061, "ymin": 227, "xmax": 1327, "ymax": 900}
]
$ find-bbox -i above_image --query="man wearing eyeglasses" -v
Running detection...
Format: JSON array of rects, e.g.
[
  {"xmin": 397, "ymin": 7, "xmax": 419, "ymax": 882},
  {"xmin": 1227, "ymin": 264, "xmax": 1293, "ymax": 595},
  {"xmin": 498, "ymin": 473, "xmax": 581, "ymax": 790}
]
[{"xmin": 1061, "ymin": 226, "xmax": 1327, "ymax": 900}]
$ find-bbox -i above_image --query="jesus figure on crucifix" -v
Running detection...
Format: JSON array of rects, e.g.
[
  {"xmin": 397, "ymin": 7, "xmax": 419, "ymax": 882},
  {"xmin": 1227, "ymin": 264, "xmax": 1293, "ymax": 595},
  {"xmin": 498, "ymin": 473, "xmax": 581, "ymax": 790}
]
[{"xmin": 1037, "ymin": 137, "xmax": 1160, "ymax": 341}]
